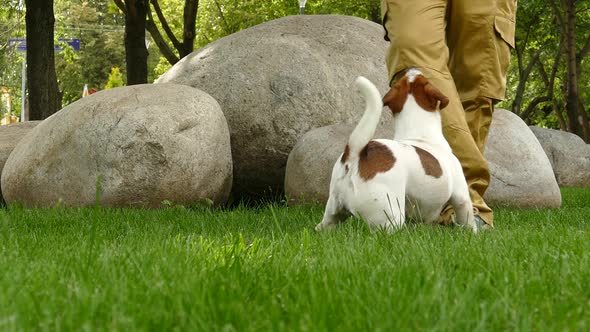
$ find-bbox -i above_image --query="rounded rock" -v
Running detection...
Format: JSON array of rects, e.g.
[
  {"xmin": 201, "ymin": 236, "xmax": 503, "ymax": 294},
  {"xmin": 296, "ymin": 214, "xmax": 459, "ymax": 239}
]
[
  {"xmin": 484, "ymin": 109, "xmax": 561, "ymax": 208},
  {"xmin": 1, "ymin": 84, "xmax": 232, "ymax": 208},
  {"xmin": 157, "ymin": 15, "xmax": 392, "ymax": 199},
  {"xmin": 529, "ymin": 126, "xmax": 590, "ymax": 188},
  {"xmin": 0, "ymin": 121, "xmax": 42, "ymax": 204}
]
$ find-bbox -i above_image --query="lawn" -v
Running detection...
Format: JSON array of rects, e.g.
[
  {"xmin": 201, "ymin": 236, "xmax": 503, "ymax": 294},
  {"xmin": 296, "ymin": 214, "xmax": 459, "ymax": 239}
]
[{"xmin": 1, "ymin": 188, "xmax": 589, "ymax": 331}]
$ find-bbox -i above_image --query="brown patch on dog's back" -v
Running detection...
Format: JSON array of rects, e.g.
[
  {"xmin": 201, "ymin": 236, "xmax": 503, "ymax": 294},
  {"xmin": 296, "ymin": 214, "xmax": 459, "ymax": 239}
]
[
  {"xmin": 341, "ymin": 144, "xmax": 350, "ymax": 163},
  {"xmin": 411, "ymin": 76, "xmax": 449, "ymax": 111},
  {"xmin": 413, "ymin": 146, "xmax": 442, "ymax": 178},
  {"xmin": 359, "ymin": 141, "xmax": 396, "ymax": 181}
]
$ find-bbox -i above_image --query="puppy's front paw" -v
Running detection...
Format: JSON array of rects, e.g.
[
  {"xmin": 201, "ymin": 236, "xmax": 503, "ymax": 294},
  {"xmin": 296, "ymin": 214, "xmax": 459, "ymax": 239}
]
[
  {"xmin": 314, "ymin": 223, "xmax": 324, "ymax": 232},
  {"xmin": 314, "ymin": 222, "xmax": 336, "ymax": 232}
]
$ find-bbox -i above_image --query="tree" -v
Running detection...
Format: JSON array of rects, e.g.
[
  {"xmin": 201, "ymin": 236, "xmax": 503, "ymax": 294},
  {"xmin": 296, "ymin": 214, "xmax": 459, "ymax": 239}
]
[
  {"xmin": 193, "ymin": 0, "xmax": 380, "ymax": 52},
  {"xmin": 504, "ymin": 0, "xmax": 590, "ymax": 141},
  {"xmin": 509, "ymin": 0, "xmax": 546, "ymax": 117},
  {"xmin": 111, "ymin": 0, "xmax": 191, "ymax": 84},
  {"xmin": 109, "ymin": 0, "xmax": 384, "ymax": 81},
  {"xmin": 25, "ymin": 0, "xmax": 60, "ymax": 120},
  {"xmin": 307, "ymin": 0, "xmax": 380, "ymax": 23},
  {"xmin": 53, "ymin": 0, "xmax": 127, "ymax": 104},
  {"xmin": 0, "ymin": 1, "xmax": 26, "ymax": 117},
  {"xmin": 113, "ymin": 0, "xmax": 149, "ymax": 85},
  {"xmin": 150, "ymin": 0, "xmax": 381, "ymax": 66},
  {"xmin": 105, "ymin": 67, "xmax": 124, "ymax": 89},
  {"xmin": 145, "ymin": 0, "xmax": 199, "ymax": 65},
  {"xmin": 553, "ymin": 0, "xmax": 590, "ymax": 142}
]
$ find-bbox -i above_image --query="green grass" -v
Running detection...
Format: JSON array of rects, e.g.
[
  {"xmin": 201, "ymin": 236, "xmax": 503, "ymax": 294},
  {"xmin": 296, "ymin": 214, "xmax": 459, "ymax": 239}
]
[{"xmin": 1, "ymin": 188, "xmax": 589, "ymax": 331}]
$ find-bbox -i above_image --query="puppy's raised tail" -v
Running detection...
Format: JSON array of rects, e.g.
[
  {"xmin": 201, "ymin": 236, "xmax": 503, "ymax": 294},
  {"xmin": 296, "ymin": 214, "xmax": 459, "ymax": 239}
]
[{"xmin": 346, "ymin": 76, "xmax": 383, "ymax": 158}]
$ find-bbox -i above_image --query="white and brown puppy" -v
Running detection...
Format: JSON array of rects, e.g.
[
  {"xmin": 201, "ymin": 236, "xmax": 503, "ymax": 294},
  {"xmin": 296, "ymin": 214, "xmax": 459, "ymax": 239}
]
[{"xmin": 315, "ymin": 68, "xmax": 477, "ymax": 232}]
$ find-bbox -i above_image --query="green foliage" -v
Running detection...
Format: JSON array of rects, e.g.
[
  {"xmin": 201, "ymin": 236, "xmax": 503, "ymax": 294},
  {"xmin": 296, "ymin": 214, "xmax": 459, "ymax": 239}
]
[
  {"xmin": 306, "ymin": 0, "xmax": 380, "ymax": 22},
  {"xmin": 0, "ymin": 0, "xmax": 25, "ymax": 115},
  {"xmin": 0, "ymin": 0, "xmax": 24, "ymax": 22},
  {"xmin": 501, "ymin": 0, "xmax": 590, "ymax": 128},
  {"xmin": 194, "ymin": 0, "xmax": 293, "ymax": 48},
  {"xmin": 145, "ymin": 0, "xmax": 380, "ymax": 82},
  {"xmin": 104, "ymin": 67, "xmax": 124, "ymax": 89},
  {"xmin": 153, "ymin": 56, "xmax": 172, "ymax": 78},
  {"xmin": 54, "ymin": 0, "xmax": 127, "ymax": 105},
  {"xmin": 1, "ymin": 0, "xmax": 587, "ymax": 117},
  {"xmin": 193, "ymin": 0, "xmax": 379, "ymax": 51},
  {"xmin": 0, "ymin": 188, "xmax": 589, "ymax": 330}
]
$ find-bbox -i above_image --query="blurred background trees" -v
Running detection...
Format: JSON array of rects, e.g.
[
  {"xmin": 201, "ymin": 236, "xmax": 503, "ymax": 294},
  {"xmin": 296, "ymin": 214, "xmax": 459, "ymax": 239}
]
[
  {"xmin": 502, "ymin": 0, "xmax": 590, "ymax": 141},
  {"xmin": 0, "ymin": 0, "xmax": 589, "ymax": 141}
]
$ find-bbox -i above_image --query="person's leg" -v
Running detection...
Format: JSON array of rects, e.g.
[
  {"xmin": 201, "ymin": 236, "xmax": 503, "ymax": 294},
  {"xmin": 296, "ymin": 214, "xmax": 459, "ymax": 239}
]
[
  {"xmin": 381, "ymin": 0, "xmax": 449, "ymax": 86},
  {"xmin": 446, "ymin": 0, "xmax": 517, "ymax": 226},
  {"xmin": 381, "ymin": 0, "xmax": 490, "ymax": 226}
]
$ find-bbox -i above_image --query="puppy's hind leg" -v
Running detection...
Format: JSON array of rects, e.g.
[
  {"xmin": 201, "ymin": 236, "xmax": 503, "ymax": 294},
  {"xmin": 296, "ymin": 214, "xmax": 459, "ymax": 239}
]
[
  {"xmin": 450, "ymin": 160, "xmax": 477, "ymax": 232},
  {"xmin": 315, "ymin": 196, "xmax": 349, "ymax": 232},
  {"xmin": 450, "ymin": 191, "xmax": 476, "ymax": 233}
]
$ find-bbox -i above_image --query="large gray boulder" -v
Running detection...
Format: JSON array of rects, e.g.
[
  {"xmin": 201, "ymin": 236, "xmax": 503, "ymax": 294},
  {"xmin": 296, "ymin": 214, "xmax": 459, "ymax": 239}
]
[
  {"xmin": 285, "ymin": 109, "xmax": 562, "ymax": 209},
  {"xmin": 529, "ymin": 126, "xmax": 590, "ymax": 187},
  {"xmin": 157, "ymin": 15, "xmax": 392, "ymax": 199},
  {"xmin": 0, "ymin": 121, "xmax": 41, "ymax": 204},
  {"xmin": 1, "ymin": 84, "xmax": 232, "ymax": 208},
  {"xmin": 483, "ymin": 109, "xmax": 561, "ymax": 208}
]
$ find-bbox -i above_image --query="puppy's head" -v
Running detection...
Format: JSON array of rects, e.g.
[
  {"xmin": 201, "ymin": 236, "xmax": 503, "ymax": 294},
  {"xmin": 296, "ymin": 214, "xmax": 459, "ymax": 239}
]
[{"xmin": 383, "ymin": 68, "xmax": 449, "ymax": 114}]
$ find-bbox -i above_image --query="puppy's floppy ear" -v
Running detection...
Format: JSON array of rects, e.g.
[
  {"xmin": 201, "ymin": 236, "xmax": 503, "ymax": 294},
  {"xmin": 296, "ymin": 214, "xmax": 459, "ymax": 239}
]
[
  {"xmin": 383, "ymin": 76, "xmax": 410, "ymax": 113},
  {"xmin": 412, "ymin": 76, "xmax": 449, "ymax": 111},
  {"xmin": 424, "ymin": 82, "xmax": 449, "ymax": 110}
]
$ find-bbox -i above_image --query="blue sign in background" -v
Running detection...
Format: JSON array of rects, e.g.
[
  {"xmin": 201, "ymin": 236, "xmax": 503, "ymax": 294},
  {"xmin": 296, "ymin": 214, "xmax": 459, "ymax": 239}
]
[{"xmin": 8, "ymin": 38, "xmax": 81, "ymax": 52}]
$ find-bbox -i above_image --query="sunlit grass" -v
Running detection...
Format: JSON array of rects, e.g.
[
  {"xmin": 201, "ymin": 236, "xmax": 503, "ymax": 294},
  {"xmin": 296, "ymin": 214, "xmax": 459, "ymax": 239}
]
[{"xmin": 0, "ymin": 188, "xmax": 589, "ymax": 331}]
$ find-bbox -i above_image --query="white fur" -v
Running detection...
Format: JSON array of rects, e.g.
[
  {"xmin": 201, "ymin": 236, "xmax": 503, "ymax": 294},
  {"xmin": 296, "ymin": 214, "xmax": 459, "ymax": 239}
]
[
  {"xmin": 405, "ymin": 67, "xmax": 422, "ymax": 83},
  {"xmin": 315, "ymin": 74, "xmax": 476, "ymax": 233}
]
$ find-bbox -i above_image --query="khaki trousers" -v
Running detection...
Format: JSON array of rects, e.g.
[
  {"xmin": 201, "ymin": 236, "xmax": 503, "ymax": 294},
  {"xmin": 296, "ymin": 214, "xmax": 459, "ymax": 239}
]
[{"xmin": 381, "ymin": 0, "xmax": 516, "ymax": 226}]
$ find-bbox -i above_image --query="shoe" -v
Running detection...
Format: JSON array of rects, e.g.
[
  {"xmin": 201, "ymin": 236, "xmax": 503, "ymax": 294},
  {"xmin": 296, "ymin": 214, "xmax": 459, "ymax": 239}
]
[
  {"xmin": 474, "ymin": 214, "xmax": 492, "ymax": 231},
  {"xmin": 436, "ymin": 204, "xmax": 455, "ymax": 226}
]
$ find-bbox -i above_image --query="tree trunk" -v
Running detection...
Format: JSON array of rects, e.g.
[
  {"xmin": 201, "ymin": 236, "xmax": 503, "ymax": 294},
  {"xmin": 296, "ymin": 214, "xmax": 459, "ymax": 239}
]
[
  {"xmin": 578, "ymin": 100, "xmax": 590, "ymax": 142},
  {"xmin": 510, "ymin": 21, "xmax": 542, "ymax": 117},
  {"xmin": 511, "ymin": 49, "xmax": 541, "ymax": 117},
  {"xmin": 511, "ymin": 44, "xmax": 524, "ymax": 115},
  {"xmin": 147, "ymin": 0, "xmax": 199, "ymax": 63},
  {"xmin": 520, "ymin": 96, "xmax": 551, "ymax": 123},
  {"xmin": 181, "ymin": 0, "xmax": 199, "ymax": 57},
  {"xmin": 575, "ymin": 34, "xmax": 590, "ymax": 142},
  {"xmin": 146, "ymin": 12, "xmax": 179, "ymax": 64},
  {"xmin": 563, "ymin": 0, "xmax": 589, "ymax": 141},
  {"xmin": 125, "ymin": 0, "xmax": 148, "ymax": 85},
  {"xmin": 553, "ymin": 100, "xmax": 567, "ymax": 130},
  {"xmin": 25, "ymin": 0, "xmax": 60, "ymax": 120}
]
